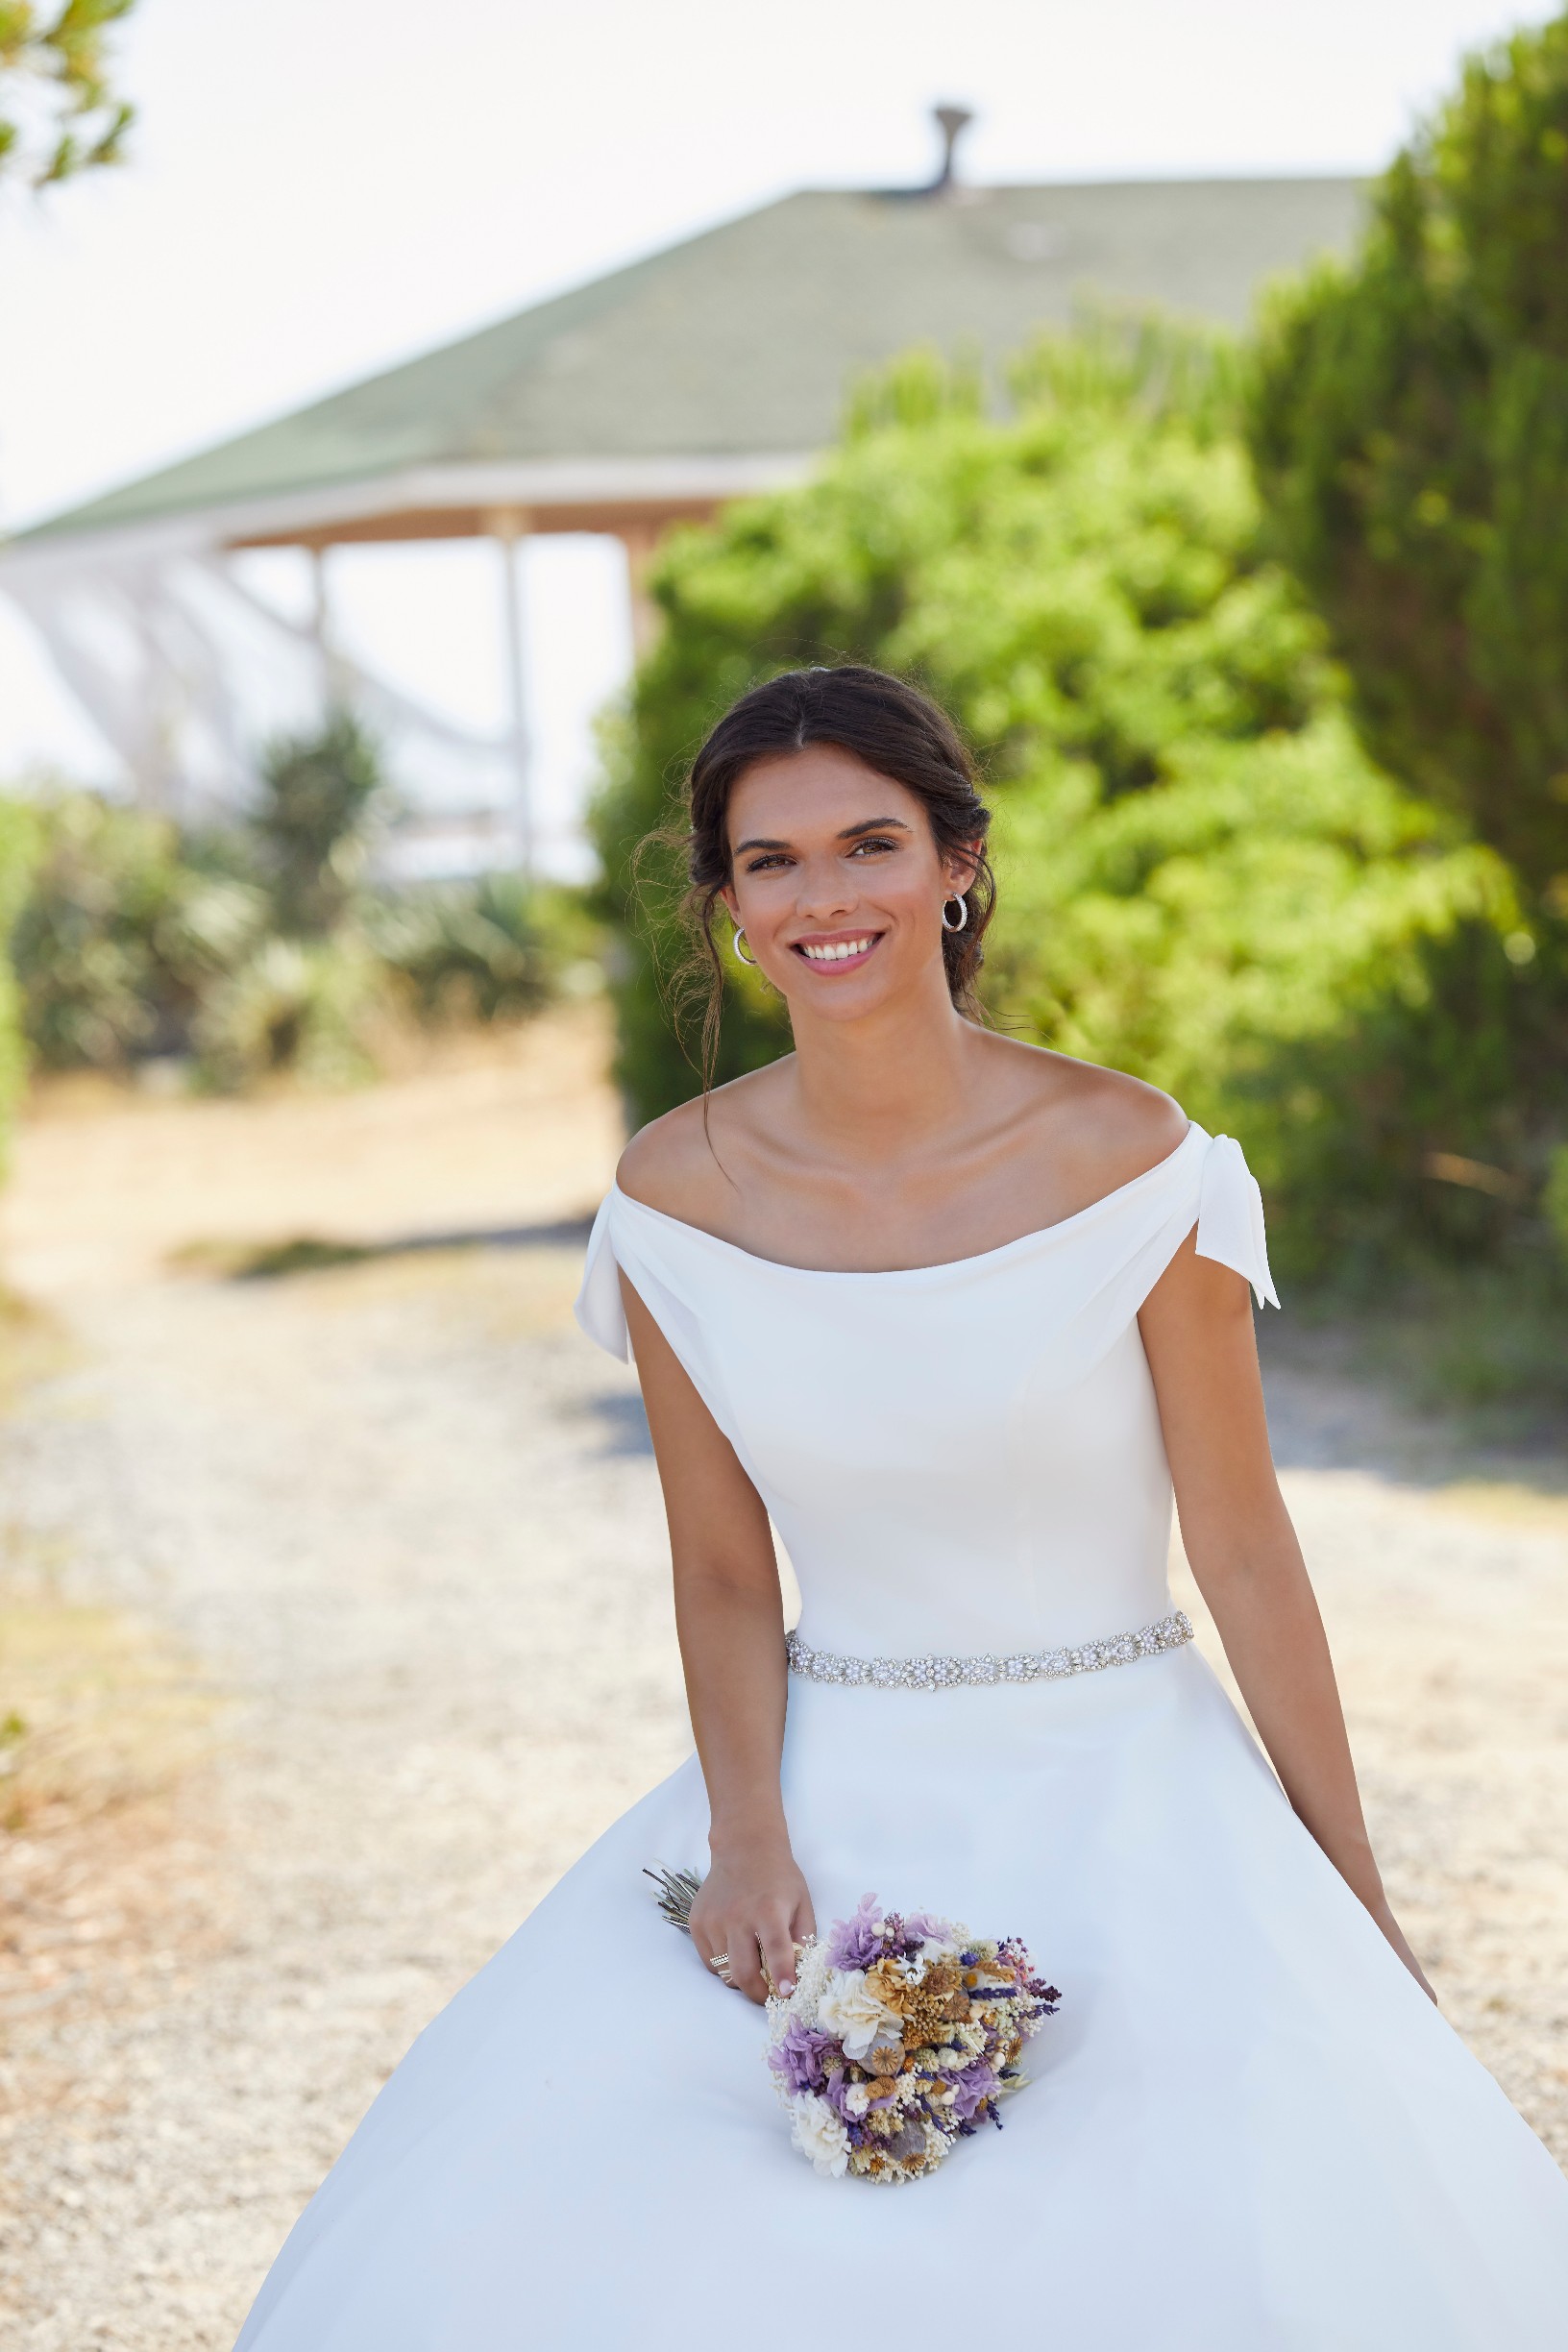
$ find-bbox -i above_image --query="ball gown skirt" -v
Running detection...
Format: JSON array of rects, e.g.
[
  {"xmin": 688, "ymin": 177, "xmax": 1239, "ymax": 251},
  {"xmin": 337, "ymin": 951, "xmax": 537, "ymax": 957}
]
[{"xmin": 233, "ymin": 1125, "xmax": 1568, "ymax": 2349}]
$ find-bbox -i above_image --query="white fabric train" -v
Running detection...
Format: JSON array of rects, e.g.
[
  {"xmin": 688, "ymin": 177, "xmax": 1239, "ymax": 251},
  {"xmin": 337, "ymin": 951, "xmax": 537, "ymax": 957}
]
[{"xmin": 234, "ymin": 1121, "xmax": 1568, "ymax": 2350}]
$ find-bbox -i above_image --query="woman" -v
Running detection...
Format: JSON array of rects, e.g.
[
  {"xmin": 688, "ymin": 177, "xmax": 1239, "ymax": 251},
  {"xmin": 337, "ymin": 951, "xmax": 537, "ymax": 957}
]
[{"xmin": 237, "ymin": 666, "xmax": 1568, "ymax": 2349}]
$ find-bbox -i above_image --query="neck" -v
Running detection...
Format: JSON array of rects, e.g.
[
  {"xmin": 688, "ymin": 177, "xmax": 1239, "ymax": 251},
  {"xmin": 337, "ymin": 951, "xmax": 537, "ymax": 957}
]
[{"xmin": 785, "ymin": 968, "xmax": 977, "ymax": 1164}]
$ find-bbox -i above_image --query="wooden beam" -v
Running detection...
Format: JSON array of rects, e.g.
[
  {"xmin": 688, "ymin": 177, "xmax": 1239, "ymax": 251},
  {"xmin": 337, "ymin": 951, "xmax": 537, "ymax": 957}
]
[{"xmin": 227, "ymin": 497, "xmax": 723, "ymax": 551}]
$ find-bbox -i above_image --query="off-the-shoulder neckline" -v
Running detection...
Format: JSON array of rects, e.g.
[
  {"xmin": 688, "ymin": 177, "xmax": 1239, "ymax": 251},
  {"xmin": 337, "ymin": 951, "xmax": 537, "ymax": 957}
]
[{"xmin": 608, "ymin": 1121, "xmax": 1205, "ymax": 1280}]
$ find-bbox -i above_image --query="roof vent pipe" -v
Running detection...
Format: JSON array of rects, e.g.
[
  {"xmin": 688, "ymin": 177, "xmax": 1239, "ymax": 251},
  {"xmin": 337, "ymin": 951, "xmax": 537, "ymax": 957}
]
[{"xmin": 932, "ymin": 105, "xmax": 974, "ymax": 191}]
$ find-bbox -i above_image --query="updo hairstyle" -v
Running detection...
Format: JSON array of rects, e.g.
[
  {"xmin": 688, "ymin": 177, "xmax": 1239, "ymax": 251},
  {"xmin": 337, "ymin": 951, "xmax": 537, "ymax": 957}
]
[{"xmin": 665, "ymin": 665, "xmax": 995, "ymax": 1085}]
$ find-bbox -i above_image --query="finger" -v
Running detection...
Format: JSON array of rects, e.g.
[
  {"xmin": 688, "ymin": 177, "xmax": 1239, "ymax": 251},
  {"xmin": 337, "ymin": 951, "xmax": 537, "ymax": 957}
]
[
  {"xmin": 687, "ymin": 1908, "xmax": 726, "ymax": 1983},
  {"xmin": 725, "ymin": 1922, "xmax": 769, "ymax": 2005},
  {"xmin": 760, "ymin": 1913, "xmax": 798, "ymax": 1999}
]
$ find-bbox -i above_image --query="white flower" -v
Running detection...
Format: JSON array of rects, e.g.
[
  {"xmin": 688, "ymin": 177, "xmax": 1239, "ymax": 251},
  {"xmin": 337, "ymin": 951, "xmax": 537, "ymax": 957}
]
[
  {"xmin": 816, "ymin": 1968, "xmax": 902, "ymax": 2061},
  {"xmin": 790, "ymin": 2093, "xmax": 850, "ymax": 2178},
  {"xmin": 843, "ymin": 2079, "xmax": 870, "ymax": 2118},
  {"xmin": 789, "ymin": 1940, "xmax": 832, "ymax": 2017}
]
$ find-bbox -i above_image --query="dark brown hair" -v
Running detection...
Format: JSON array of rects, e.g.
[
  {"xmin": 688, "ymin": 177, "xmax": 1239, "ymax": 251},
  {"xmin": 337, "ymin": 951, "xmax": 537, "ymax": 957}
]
[{"xmin": 655, "ymin": 665, "xmax": 995, "ymax": 1090}]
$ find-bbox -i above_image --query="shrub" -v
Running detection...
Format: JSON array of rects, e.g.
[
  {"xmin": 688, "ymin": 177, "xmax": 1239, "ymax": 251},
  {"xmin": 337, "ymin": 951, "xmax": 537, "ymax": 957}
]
[
  {"xmin": 593, "ymin": 330, "xmax": 1527, "ymax": 1275},
  {"xmin": 190, "ymin": 933, "xmax": 386, "ymax": 1092},
  {"xmin": 2, "ymin": 759, "xmax": 600, "ymax": 1099},
  {"xmin": 253, "ymin": 709, "xmax": 386, "ymax": 940},
  {"xmin": 368, "ymin": 876, "xmax": 600, "ymax": 1024},
  {"xmin": 1546, "ymin": 1147, "xmax": 1568, "ymax": 1268},
  {"xmin": 9, "ymin": 787, "xmax": 264, "ymax": 1070},
  {"xmin": 1247, "ymin": 10, "xmax": 1568, "ymax": 910},
  {"xmin": 0, "ymin": 796, "xmax": 37, "ymax": 1174}
]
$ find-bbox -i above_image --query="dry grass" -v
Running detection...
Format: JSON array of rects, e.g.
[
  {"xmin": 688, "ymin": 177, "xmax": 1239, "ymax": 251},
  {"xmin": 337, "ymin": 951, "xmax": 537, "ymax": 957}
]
[
  {"xmin": 0, "ymin": 1529, "xmax": 226, "ymax": 2024},
  {"xmin": 3, "ymin": 1002, "xmax": 622, "ymax": 1299},
  {"xmin": 0, "ymin": 1584, "xmax": 218, "ymax": 1840}
]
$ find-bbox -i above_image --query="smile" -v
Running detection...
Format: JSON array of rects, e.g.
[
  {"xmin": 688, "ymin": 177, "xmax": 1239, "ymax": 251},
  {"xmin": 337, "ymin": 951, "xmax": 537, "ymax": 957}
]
[{"xmin": 794, "ymin": 935, "xmax": 882, "ymax": 970}]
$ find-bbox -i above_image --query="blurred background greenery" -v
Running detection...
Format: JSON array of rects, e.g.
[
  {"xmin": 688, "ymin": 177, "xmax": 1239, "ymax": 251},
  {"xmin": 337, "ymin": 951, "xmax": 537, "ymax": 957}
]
[
  {"xmin": 0, "ymin": 719, "xmax": 603, "ymax": 1110},
  {"xmin": 3, "ymin": 11, "xmax": 1567, "ymax": 1416}
]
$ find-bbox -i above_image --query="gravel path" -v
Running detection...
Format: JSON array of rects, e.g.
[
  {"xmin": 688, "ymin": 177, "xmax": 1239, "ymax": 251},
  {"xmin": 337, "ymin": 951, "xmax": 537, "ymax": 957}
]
[
  {"xmin": 0, "ymin": 1024, "xmax": 1564, "ymax": 2345},
  {"xmin": 0, "ymin": 1240, "xmax": 687, "ymax": 2347}
]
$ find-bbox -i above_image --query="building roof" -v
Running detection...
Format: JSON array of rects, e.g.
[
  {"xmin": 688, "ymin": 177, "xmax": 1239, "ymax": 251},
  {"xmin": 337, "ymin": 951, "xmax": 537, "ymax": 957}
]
[{"xmin": 17, "ymin": 177, "xmax": 1363, "ymax": 549}]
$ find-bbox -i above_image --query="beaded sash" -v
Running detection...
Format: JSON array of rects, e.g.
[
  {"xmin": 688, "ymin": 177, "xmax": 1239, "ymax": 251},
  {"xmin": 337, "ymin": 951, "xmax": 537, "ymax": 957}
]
[{"xmin": 785, "ymin": 1608, "xmax": 1194, "ymax": 1692}]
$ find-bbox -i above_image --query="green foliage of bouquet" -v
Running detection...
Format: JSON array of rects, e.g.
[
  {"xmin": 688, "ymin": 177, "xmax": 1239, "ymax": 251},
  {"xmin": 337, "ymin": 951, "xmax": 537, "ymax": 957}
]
[{"xmin": 593, "ymin": 327, "xmax": 1529, "ymax": 1273}]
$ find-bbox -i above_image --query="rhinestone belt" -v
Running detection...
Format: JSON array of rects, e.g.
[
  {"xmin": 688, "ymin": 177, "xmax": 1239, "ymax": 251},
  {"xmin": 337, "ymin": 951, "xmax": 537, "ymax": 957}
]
[{"xmin": 785, "ymin": 1607, "xmax": 1194, "ymax": 1692}]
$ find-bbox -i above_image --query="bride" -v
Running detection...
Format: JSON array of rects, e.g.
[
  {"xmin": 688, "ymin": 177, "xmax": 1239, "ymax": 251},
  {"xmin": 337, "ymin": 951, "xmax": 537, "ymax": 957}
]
[{"xmin": 237, "ymin": 664, "xmax": 1568, "ymax": 2348}]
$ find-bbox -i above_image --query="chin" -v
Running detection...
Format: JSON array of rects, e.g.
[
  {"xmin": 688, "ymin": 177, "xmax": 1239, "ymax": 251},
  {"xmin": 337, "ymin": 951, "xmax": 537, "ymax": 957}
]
[{"xmin": 783, "ymin": 972, "xmax": 903, "ymax": 1022}]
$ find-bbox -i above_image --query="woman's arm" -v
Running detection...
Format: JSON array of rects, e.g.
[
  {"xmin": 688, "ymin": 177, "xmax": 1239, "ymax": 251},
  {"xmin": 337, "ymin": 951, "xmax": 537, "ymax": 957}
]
[
  {"xmin": 1139, "ymin": 1235, "xmax": 1434, "ymax": 1999},
  {"xmin": 620, "ymin": 1271, "xmax": 814, "ymax": 2004}
]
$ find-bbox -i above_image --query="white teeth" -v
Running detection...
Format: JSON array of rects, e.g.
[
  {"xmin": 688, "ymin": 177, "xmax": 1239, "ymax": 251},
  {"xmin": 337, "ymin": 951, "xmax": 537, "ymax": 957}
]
[{"xmin": 800, "ymin": 938, "xmax": 874, "ymax": 963}]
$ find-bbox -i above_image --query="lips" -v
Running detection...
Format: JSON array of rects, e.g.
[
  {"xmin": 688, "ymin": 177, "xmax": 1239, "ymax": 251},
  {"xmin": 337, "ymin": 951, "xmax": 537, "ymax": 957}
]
[{"xmin": 792, "ymin": 934, "xmax": 883, "ymax": 972}]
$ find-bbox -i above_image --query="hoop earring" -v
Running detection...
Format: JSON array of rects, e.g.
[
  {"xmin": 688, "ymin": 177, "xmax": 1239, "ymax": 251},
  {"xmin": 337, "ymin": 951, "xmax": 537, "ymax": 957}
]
[
  {"xmin": 942, "ymin": 894, "xmax": 968, "ymax": 934},
  {"xmin": 731, "ymin": 923, "xmax": 759, "ymax": 968}
]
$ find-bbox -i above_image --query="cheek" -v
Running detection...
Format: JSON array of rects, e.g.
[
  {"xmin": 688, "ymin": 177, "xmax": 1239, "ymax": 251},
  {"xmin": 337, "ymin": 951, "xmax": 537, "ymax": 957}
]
[{"xmin": 877, "ymin": 868, "xmax": 945, "ymax": 929}]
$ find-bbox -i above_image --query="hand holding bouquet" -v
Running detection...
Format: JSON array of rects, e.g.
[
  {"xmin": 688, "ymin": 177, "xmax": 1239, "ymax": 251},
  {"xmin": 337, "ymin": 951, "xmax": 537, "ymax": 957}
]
[{"xmin": 766, "ymin": 1894, "xmax": 1060, "ymax": 2184}]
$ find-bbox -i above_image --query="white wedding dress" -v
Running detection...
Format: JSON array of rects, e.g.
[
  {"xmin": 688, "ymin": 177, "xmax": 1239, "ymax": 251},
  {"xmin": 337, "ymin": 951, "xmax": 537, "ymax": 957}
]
[{"xmin": 235, "ymin": 1123, "xmax": 1568, "ymax": 2349}]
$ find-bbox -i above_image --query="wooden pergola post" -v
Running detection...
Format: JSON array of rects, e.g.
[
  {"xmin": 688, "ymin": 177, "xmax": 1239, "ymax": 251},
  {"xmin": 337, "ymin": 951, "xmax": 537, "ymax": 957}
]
[
  {"xmin": 306, "ymin": 543, "xmax": 344, "ymax": 704},
  {"xmin": 486, "ymin": 506, "xmax": 533, "ymax": 877},
  {"xmin": 617, "ymin": 519, "xmax": 664, "ymax": 661}
]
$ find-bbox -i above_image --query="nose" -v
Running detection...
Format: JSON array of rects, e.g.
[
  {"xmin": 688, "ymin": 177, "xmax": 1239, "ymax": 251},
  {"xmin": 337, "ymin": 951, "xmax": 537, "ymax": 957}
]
[{"xmin": 795, "ymin": 852, "xmax": 857, "ymax": 922}]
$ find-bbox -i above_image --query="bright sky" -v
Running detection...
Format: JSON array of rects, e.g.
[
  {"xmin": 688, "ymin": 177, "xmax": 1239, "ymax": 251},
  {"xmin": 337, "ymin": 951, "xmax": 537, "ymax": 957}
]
[{"xmin": 0, "ymin": 0, "xmax": 1557, "ymax": 825}]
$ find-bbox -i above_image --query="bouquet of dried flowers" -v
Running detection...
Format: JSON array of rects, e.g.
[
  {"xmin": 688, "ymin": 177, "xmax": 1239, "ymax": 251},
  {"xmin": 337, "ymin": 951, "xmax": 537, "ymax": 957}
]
[
  {"xmin": 645, "ymin": 1869, "xmax": 1060, "ymax": 2186},
  {"xmin": 765, "ymin": 1894, "xmax": 1060, "ymax": 2183}
]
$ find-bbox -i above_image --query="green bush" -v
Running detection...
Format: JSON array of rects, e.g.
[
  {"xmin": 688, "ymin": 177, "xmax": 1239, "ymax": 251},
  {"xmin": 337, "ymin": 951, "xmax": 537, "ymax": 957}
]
[
  {"xmin": 253, "ymin": 709, "xmax": 386, "ymax": 940},
  {"xmin": 368, "ymin": 876, "xmax": 601, "ymax": 1024},
  {"xmin": 1247, "ymin": 10, "xmax": 1568, "ymax": 910},
  {"xmin": 9, "ymin": 787, "xmax": 265, "ymax": 1069},
  {"xmin": 190, "ymin": 933, "xmax": 385, "ymax": 1092},
  {"xmin": 989, "ymin": 717, "xmax": 1529, "ymax": 1275},
  {"xmin": 593, "ymin": 330, "xmax": 1528, "ymax": 1275},
  {"xmin": 0, "ymin": 797, "xmax": 38, "ymax": 1176},
  {"xmin": 1546, "ymin": 1146, "xmax": 1568, "ymax": 1267},
  {"xmin": 3, "ymin": 747, "xmax": 590, "ymax": 1093}
]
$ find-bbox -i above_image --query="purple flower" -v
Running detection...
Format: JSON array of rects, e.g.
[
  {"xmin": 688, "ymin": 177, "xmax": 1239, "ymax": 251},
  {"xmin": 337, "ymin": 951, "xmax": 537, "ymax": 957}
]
[
  {"xmin": 950, "ymin": 2060, "xmax": 999, "ymax": 2123},
  {"xmin": 824, "ymin": 1894, "xmax": 887, "ymax": 1972},
  {"xmin": 767, "ymin": 2018, "xmax": 837, "ymax": 2095},
  {"xmin": 901, "ymin": 1910, "xmax": 957, "ymax": 1947},
  {"xmin": 820, "ymin": 2066, "xmax": 858, "ymax": 2119}
]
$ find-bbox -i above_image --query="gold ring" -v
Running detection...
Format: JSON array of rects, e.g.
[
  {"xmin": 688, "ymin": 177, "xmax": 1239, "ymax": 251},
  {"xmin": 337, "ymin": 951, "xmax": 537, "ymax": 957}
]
[{"xmin": 708, "ymin": 1951, "xmax": 732, "ymax": 1978}]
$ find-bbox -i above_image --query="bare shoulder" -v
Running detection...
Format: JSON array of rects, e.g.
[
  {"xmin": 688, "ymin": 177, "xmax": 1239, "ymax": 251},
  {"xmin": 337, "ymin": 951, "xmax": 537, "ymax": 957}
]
[
  {"xmin": 1048, "ymin": 1053, "xmax": 1188, "ymax": 1169},
  {"xmin": 616, "ymin": 1098, "xmax": 720, "ymax": 1221},
  {"xmin": 983, "ymin": 1034, "xmax": 1188, "ymax": 1194},
  {"xmin": 615, "ymin": 1063, "xmax": 791, "ymax": 1224}
]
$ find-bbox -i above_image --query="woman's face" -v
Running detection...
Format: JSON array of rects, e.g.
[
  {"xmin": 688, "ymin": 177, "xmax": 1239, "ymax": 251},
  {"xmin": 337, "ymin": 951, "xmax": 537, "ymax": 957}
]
[{"xmin": 719, "ymin": 746, "xmax": 976, "ymax": 1023}]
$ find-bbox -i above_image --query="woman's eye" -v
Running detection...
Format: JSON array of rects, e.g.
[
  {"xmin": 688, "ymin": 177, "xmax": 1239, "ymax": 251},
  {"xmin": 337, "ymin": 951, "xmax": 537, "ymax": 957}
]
[
  {"xmin": 849, "ymin": 837, "xmax": 898, "ymax": 856},
  {"xmin": 744, "ymin": 853, "xmax": 791, "ymax": 872}
]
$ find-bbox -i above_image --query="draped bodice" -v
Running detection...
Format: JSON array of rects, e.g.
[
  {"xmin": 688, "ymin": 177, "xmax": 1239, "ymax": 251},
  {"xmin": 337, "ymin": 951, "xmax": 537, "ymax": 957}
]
[{"xmin": 574, "ymin": 1122, "xmax": 1277, "ymax": 1658}]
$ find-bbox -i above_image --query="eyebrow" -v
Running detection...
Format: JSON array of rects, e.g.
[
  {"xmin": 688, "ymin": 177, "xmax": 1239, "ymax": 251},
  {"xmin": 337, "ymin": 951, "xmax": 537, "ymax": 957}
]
[{"xmin": 732, "ymin": 817, "xmax": 914, "ymax": 853}]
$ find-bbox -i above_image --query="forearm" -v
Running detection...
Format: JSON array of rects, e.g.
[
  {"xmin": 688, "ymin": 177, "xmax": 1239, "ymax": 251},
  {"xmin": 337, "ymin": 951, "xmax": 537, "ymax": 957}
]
[
  {"xmin": 1142, "ymin": 1245, "xmax": 1429, "ymax": 1991},
  {"xmin": 619, "ymin": 1263, "xmax": 813, "ymax": 1999},
  {"xmin": 674, "ymin": 1568, "xmax": 791, "ymax": 1853},
  {"xmin": 1199, "ymin": 1538, "xmax": 1384, "ymax": 1913}
]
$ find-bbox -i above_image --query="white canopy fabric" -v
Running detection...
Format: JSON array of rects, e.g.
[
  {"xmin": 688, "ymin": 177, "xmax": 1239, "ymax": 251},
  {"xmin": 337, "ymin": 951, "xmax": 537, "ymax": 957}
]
[{"xmin": 2, "ymin": 535, "xmax": 521, "ymax": 867}]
